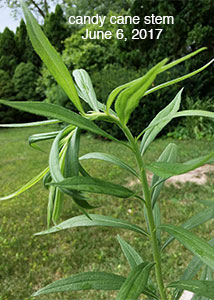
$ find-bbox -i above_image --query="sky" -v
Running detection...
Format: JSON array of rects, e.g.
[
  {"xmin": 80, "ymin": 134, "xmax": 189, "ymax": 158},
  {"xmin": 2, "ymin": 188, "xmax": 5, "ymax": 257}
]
[
  {"xmin": 0, "ymin": 2, "xmax": 58, "ymax": 33},
  {"xmin": 0, "ymin": 5, "xmax": 22, "ymax": 32}
]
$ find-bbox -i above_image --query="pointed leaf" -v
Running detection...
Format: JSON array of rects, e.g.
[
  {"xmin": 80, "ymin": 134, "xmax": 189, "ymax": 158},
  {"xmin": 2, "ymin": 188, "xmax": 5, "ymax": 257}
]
[
  {"xmin": 106, "ymin": 48, "xmax": 207, "ymax": 114},
  {"xmin": 0, "ymin": 119, "xmax": 60, "ymax": 128},
  {"xmin": 169, "ymin": 280, "xmax": 214, "ymax": 299},
  {"xmin": 32, "ymin": 271, "xmax": 126, "ymax": 296},
  {"xmin": 116, "ymin": 262, "xmax": 155, "ymax": 300},
  {"xmin": 171, "ymin": 239, "xmax": 214, "ymax": 300},
  {"xmin": 117, "ymin": 235, "xmax": 143, "ymax": 269},
  {"xmin": 160, "ymin": 48, "xmax": 207, "ymax": 73},
  {"xmin": 35, "ymin": 214, "xmax": 148, "ymax": 236},
  {"xmin": 80, "ymin": 152, "xmax": 138, "ymax": 178},
  {"xmin": 144, "ymin": 58, "xmax": 214, "ymax": 97},
  {"xmin": 140, "ymin": 89, "xmax": 182, "ymax": 155},
  {"xmin": 175, "ymin": 110, "xmax": 214, "ymax": 119},
  {"xmin": 147, "ymin": 152, "xmax": 214, "ymax": 178},
  {"xmin": 0, "ymin": 167, "xmax": 49, "ymax": 201},
  {"xmin": 29, "ymin": 131, "xmax": 59, "ymax": 151},
  {"xmin": 163, "ymin": 208, "xmax": 214, "ymax": 250},
  {"xmin": 52, "ymin": 187, "xmax": 64, "ymax": 224},
  {"xmin": 115, "ymin": 59, "xmax": 168, "ymax": 125},
  {"xmin": 151, "ymin": 143, "xmax": 178, "ymax": 206},
  {"xmin": 64, "ymin": 128, "xmax": 81, "ymax": 177},
  {"xmin": 160, "ymin": 224, "xmax": 214, "ymax": 271},
  {"xmin": 73, "ymin": 69, "xmax": 99, "ymax": 111},
  {"xmin": 50, "ymin": 176, "xmax": 134, "ymax": 198},
  {"xmin": 0, "ymin": 100, "xmax": 118, "ymax": 142},
  {"xmin": 20, "ymin": 0, "xmax": 83, "ymax": 113}
]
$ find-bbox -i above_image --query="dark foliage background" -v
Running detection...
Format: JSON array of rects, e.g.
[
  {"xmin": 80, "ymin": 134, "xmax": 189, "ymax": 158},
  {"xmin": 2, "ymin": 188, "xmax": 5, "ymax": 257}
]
[{"xmin": 0, "ymin": 0, "xmax": 213, "ymax": 138}]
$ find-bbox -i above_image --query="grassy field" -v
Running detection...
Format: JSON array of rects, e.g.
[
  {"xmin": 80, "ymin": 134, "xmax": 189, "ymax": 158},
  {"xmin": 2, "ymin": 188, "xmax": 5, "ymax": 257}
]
[{"xmin": 0, "ymin": 126, "xmax": 214, "ymax": 300}]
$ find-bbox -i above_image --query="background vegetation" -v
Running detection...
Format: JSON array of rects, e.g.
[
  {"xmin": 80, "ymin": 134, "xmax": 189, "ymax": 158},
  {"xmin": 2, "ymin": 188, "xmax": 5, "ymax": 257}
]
[
  {"xmin": 1, "ymin": 127, "xmax": 214, "ymax": 299},
  {"xmin": 0, "ymin": 0, "xmax": 213, "ymax": 138}
]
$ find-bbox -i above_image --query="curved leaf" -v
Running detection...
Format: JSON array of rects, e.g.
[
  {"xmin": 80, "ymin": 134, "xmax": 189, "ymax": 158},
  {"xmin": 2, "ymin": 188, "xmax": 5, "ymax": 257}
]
[
  {"xmin": 140, "ymin": 89, "xmax": 182, "ymax": 155},
  {"xmin": 20, "ymin": 0, "xmax": 83, "ymax": 113},
  {"xmin": 169, "ymin": 280, "xmax": 214, "ymax": 299},
  {"xmin": 116, "ymin": 262, "xmax": 155, "ymax": 300},
  {"xmin": 0, "ymin": 167, "xmax": 49, "ymax": 201},
  {"xmin": 50, "ymin": 176, "xmax": 134, "ymax": 198},
  {"xmin": 0, "ymin": 100, "xmax": 118, "ymax": 142},
  {"xmin": 117, "ymin": 235, "xmax": 143, "ymax": 269},
  {"xmin": 73, "ymin": 69, "xmax": 99, "ymax": 111},
  {"xmin": 35, "ymin": 214, "xmax": 148, "ymax": 236},
  {"xmin": 79, "ymin": 152, "xmax": 138, "ymax": 178},
  {"xmin": 144, "ymin": 58, "xmax": 214, "ymax": 97},
  {"xmin": 64, "ymin": 128, "xmax": 80, "ymax": 177},
  {"xmin": 160, "ymin": 47, "xmax": 207, "ymax": 73},
  {"xmin": 115, "ymin": 59, "xmax": 168, "ymax": 125},
  {"xmin": 32, "ymin": 272, "xmax": 126, "ymax": 296},
  {"xmin": 0, "ymin": 119, "xmax": 60, "ymax": 128},
  {"xmin": 170, "ymin": 239, "xmax": 214, "ymax": 300},
  {"xmin": 160, "ymin": 224, "xmax": 214, "ymax": 271},
  {"xmin": 29, "ymin": 131, "xmax": 59, "ymax": 151},
  {"xmin": 151, "ymin": 143, "xmax": 178, "ymax": 207},
  {"xmin": 146, "ymin": 152, "xmax": 214, "ymax": 178},
  {"xmin": 162, "ymin": 208, "xmax": 214, "ymax": 250}
]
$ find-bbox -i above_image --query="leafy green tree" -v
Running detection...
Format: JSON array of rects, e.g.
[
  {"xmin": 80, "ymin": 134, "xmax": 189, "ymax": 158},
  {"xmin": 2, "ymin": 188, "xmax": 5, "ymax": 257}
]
[
  {"xmin": 16, "ymin": 19, "xmax": 41, "ymax": 66},
  {"xmin": 12, "ymin": 62, "xmax": 41, "ymax": 101},
  {"xmin": 63, "ymin": 13, "xmax": 119, "ymax": 72},
  {"xmin": 0, "ymin": 27, "xmax": 18, "ymax": 74},
  {"xmin": 43, "ymin": 4, "xmax": 69, "ymax": 53}
]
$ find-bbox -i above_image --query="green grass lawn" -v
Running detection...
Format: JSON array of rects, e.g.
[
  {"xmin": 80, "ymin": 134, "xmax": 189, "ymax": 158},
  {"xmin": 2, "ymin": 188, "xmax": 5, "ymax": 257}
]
[{"xmin": 0, "ymin": 126, "xmax": 214, "ymax": 300}]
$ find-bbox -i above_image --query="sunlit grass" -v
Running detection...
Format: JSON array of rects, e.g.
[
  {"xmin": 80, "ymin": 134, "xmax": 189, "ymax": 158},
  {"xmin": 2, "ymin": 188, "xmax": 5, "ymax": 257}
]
[{"xmin": 0, "ymin": 126, "xmax": 213, "ymax": 299}]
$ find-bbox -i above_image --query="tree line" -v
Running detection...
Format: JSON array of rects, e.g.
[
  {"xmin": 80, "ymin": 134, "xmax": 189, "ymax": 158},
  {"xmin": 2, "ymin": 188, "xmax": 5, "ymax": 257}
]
[{"xmin": 0, "ymin": 0, "xmax": 213, "ymax": 136}]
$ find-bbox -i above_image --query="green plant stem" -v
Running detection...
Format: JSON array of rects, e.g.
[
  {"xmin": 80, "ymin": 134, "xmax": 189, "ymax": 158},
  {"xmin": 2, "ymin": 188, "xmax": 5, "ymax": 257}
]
[{"xmin": 122, "ymin": 125, "xmax": 167, "ymax": 300}]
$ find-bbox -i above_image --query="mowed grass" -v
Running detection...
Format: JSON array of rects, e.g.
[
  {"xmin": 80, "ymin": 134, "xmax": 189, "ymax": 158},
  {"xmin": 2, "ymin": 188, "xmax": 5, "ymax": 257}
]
[{"xmin": 0, "ymin": 126, "xmax": 214, "ymax": 300}]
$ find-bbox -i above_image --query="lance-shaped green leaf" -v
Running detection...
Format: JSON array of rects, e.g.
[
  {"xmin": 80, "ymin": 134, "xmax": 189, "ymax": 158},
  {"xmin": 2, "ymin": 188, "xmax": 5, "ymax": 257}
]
[
  {"xmin": 80, "ymin": 152, "xmax": 139, "ymax": 178},
  {"xmin": 0, "ymin": 100, "xmax": 118, "ymax": 142},
  {"xmin": 20, "ymin": 0, "xmax": 83, "ymax": 113},
  {"xmin": 140, "ymin": 89, "xmax": 183, "ymax": 155},
  {"xmin": 50, "ymin": 176, "xmax": 134, "ymax": 198},
  {"xmin": 146, "ymin": 151, "xmax": 214, "ymax": 178},
  {"xmin": 175, "ymin": 110, "xmax": 214, "ymax": 119},
  {"xmin": 43, "ymin": 170, "xmax": 52, "ymax": 189},
  {"xmin": 49, "ymin": 130, "xmax": 94, "ymax": 214},
  {"xmin": 144, "ymin": 58, "xmax": 214, "ymax": 97},
  {"xmin": 0, "ymin": 119, "xmax": 60, "ymax": 128},
  {"xmin": 137, "ymin": 109, "xmax": 214, "ymax": 142},
  {"xmin": 151, "ymin": 143, "xmax": 178, "ymax": 207},
  {"xmin": 117, "ymin": 235, "xmax": 143, "ymax": 269},
  {"xmin": 32, "ymin": 272, "xmax": 126, "ymax": 296},
  {"xmin": 160, "ymin": 224, "xmax": 214, "ymax": 271},
  {"xmin": 52, "ymin": 187, "xmax": 64, "ymax": 225},
  {"xmin": 49, "ymin": 130, "xmax": 65, "ymax": 182},
  {"xmin": 47, "ymin": 186, "xmax": 55, "ymax": 228},
  {"xmin": 64, "ymin": 128, "xmax": 80, "ymax": 177},
  {"xmin": 169, "ymin": 280, "xmax": 214, "ymax": 299},
  {"xmin": 173, "ymin": 239, "xmax": 214, "ymax": 300},
  {"xmin": 160, "ymin": 47, "xmax": 207, "ymax": 73},
  {"xmin": 29, "ymin": 131, "xmax": 59, "ymax": 151},
  {"xmin": 106, "ymin": 77, "xmax": 139, "ymax": 114},
  {"xmin": 73, "ymin": 69, "xmax": 99, "ymax": 111},
  {"xmin": 115, "ymin": 59, "xmax": 168, "ymax": 125},
  {"xmin": 162, "ymin": 208, "xmax": 214, "ymax": 250},
  {"xmin": 0, "ymin": 167, "xmax": 49, "ymax": 201},
  {"xmin": 173, "ymin": 241, "xmax": 214, "ymax": 300},
  {"xmin": 116, "ymin": 262, "xmax": 155, "ymax": 300},
  {"xmin": 35, "ymin": 214, "xmax": 148, "ymax": 236},
  {"xmin": 106, "ymin": 48, "xmax": 207, "ymax": 114}
]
